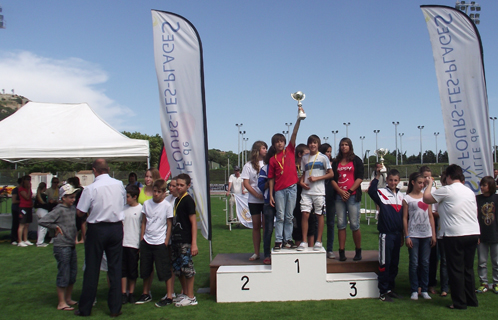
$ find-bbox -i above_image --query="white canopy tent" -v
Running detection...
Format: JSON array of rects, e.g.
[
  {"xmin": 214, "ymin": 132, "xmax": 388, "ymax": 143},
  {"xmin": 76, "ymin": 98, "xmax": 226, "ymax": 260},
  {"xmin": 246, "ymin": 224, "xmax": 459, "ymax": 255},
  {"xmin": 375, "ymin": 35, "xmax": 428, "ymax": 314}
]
[{"xmin": 0, "ymin": 102, "xmax": 149, "ymax": 164}]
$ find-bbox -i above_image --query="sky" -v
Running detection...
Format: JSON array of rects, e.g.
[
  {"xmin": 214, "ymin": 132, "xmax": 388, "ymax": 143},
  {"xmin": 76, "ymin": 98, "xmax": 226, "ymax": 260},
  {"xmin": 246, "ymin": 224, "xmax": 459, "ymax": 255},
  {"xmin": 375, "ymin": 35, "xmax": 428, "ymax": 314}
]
[{"xmin": 1, "ymin": 0, "xmax": 497, "ymax": 160}]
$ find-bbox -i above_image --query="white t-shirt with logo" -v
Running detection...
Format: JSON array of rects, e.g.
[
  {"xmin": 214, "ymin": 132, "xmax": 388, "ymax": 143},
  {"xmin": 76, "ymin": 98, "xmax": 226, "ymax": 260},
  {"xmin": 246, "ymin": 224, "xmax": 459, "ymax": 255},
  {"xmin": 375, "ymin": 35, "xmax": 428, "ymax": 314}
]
[
  {"xmin": 301, "ymin": 152, "xmax": 331, "ymax": 196},
  {"xmin": 404, "ymin": 194, "xmax": 432, "ymax": 238}
]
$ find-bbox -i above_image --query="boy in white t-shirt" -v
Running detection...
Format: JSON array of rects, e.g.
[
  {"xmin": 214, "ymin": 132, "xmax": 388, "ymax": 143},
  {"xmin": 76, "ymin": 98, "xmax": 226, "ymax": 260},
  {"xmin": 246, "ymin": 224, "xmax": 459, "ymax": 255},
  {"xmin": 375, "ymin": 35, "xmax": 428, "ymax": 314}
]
[
  {"xmin": 297, "ymin": 135, "xmax": 333, "ymax": 251},
  {"xmin": 121, "ymin": 184, "xmax": 143, "ymax": 304},
  {"xmin": 135, "ymin": 179, "xmax": 174, "ymax": 307}
]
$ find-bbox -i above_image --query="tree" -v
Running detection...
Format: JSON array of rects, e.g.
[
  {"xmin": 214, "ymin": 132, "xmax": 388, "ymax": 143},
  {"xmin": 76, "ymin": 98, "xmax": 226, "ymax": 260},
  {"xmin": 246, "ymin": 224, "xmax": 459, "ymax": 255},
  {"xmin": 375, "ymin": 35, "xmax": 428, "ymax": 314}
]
[
  {"xmin": 423, "ymin": 150, "xmax": 436, "ymax": 163},
  {"xmin": 120, "ymin": 131, "xmax": 163, "ymax": 170}
]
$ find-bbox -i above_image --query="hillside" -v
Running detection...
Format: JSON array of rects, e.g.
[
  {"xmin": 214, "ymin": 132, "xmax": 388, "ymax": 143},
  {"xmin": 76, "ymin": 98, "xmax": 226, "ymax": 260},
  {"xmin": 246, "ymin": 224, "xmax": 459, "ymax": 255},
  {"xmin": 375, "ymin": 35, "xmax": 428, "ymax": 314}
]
[{"xmin": 0, "ymin": 93, "xmax": 29, "ymax": 121}]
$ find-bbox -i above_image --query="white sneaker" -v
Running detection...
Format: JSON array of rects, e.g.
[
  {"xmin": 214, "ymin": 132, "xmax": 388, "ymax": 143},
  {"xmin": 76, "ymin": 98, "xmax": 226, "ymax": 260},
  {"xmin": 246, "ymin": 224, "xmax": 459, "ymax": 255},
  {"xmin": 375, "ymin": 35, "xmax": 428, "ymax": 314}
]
[
  {"xmin": 12, "ymin": 241, "xmax": 18, "ymax": 245},
  {"xmin": 37, "ymin": 243, "xmax": 49, "ymax": 247},
  {"xmin": 313, "ymin": 241, "xmax": 323, "ymax": 251},
  {"xmin": 18, "ymin": 241, "xmax": 28, "ymax": 247},
  {"xmin": 173, "ymin": 294, "xmax": 187, "ymax": 303},
  {"xmin": 24, "ymin": 240, "xmax": 34, "ymax": 246},
  {"xmin": 420, "ymin": 292, "xmax": 431, "ymax": 300},
  {"xmin": 410, "ymin": 292, "xmax": 418, "ymax": 300},
  {"xmin": 327, "ymin": 251, "xmax": 336, "ymax": 259},
  {"xmin": 175, "ymin": 296, "xmax": 197, "ymax": 307},
  {"xmin": 297, "ymin": 242, "xmax": 307, "ymax": 251}
]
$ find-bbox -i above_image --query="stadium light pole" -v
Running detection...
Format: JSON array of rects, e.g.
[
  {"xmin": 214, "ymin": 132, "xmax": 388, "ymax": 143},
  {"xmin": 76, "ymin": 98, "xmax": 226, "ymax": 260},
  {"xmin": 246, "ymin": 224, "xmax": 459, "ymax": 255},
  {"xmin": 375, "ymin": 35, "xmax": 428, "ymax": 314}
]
[
  {"xmin": 343, "ymin": 122, "xmax": 351, "ymax": 138},
  {"xmin": 455, "ymin": 1, "xmax": 481, "ymax": 25},
  {"xmin": 399, "ymin": 133, "xmax": 404, "ymax": 165},
  {"xmin": 243, "ymin": 137, "xmax": 249, "ymax": 165},
  {"xmin": 332, "ymin": 130, "xmax": 339, "ymax": 157},
  {"xmin": 0, "ymin": 5, "xmax": 5, "ymax": 29},
  {"xmin": 285, "ymin": 122, "xmax": 293, "ymax": 139},
  {"xmin": 418, "ymin": 126, "xmax": 425, "ymax": 164},
  {"xmin": 373, "ymin": 130, "xmax": 380, "ymax": 161},
  {"xmin": 434, "ymin": 132, "xmax": 440, "ymax": 163},
  {"xmin": 359, "ymin": 136, "xmax": 365, "ymax": 162},
  {"xmin": 392, "ymin": 121, "xmax": 399, "ymax": 165},
  {"xmin": 235, "ymin": 124, "xmax": 243, "ymax": 167},
  {"xmin": 282, "ymin": 130, "xmax": 289, "ymax": 141},
  {"xmin": 491, "ymin": 116, "xmax": 497, "ymax": 163},
  {"xmin": 240, "ymin": 130, "xmax": 246, "ymax": 165},
  {"xmin": 366, "ymin": 150, "xmax": 371, "ymax": 179}
]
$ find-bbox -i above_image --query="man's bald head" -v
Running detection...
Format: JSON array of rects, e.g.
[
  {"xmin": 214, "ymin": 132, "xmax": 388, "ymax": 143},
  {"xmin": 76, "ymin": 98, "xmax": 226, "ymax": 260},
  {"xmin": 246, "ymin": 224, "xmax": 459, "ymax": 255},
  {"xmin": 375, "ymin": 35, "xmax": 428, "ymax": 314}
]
[{"xmin": 92, "ymin": 158, "xmax": 109, "ymax": 175}]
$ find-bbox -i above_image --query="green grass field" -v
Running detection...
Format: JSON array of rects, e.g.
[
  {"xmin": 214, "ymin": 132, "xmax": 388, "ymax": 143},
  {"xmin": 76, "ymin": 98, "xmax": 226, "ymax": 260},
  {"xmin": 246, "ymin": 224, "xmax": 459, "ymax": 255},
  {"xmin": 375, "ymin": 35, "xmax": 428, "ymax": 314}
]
[{"xmin": 0, "ymin": 196, "xmax": 496, "ymax": 319}]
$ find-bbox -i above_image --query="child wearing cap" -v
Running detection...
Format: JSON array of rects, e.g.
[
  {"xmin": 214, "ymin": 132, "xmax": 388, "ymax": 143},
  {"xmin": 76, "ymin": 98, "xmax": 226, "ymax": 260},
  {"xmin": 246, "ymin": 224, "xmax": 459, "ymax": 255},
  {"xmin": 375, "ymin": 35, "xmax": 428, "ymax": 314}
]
[{"xmin": 38, "ymin": 183, "xmax": 80, "ymax": 311}]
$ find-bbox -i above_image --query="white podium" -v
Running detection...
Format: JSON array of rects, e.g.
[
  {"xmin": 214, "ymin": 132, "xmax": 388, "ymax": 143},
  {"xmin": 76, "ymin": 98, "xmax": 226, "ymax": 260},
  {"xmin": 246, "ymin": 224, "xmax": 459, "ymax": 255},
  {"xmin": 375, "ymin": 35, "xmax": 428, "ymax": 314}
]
[{"xmin": 217, "ymin": 247, "xmax": 378, "ymax": 303}]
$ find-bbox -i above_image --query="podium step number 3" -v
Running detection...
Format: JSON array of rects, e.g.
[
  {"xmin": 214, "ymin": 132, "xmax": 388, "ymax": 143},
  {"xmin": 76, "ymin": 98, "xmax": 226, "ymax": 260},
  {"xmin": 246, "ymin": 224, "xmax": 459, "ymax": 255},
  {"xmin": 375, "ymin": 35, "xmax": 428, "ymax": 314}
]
[{"xmin": 217, "ymin": 248, "xmax": 378, "ymax": 303}]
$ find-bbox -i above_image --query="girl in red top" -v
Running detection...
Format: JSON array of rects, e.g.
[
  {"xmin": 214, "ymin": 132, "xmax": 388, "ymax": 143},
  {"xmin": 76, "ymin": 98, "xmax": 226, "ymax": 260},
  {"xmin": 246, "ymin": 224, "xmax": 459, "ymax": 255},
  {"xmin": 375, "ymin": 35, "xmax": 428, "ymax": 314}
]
[
  {"xmin": 331, "ymin": 138, "xmax": 364, "ymax": 261},
  {"xmin": 18, "ymin": 175, "xmax": 34, "ymax": 247}
]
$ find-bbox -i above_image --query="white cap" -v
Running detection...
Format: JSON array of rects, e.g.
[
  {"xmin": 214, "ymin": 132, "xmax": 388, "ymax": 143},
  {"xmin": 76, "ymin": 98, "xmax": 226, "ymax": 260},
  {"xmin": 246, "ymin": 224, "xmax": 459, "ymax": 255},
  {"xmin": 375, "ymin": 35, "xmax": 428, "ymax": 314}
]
[{"xmin": 59, "ymin": 184, "xmax": 80, "ymax": 198}]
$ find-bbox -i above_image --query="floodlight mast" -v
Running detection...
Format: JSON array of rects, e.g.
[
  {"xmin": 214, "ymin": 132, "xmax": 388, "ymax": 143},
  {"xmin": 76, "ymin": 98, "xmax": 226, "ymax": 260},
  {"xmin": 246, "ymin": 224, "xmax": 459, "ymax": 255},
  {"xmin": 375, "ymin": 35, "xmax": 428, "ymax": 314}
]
[{"xmin": 455, "ymin": 1, "xmax": 482, "ymax": 25}]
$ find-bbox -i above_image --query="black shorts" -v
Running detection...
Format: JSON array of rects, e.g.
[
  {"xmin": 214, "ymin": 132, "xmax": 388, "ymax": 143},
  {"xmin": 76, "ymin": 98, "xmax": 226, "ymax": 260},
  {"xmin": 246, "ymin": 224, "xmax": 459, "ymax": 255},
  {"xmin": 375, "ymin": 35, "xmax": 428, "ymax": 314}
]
[
  {"xmin": 248, "ymin": 203, "xmax": 264, "ymax": 216},
  {"xmin": 122, "ymin": 246, "xmax": 139, "ymax": 280},
  {"xmin": 19, "ymin": 207, "xmax": 33, "ymax": 224},
  {"xmin": 139, "ymin": 240, "xmax": 171, "ymax": 282}
]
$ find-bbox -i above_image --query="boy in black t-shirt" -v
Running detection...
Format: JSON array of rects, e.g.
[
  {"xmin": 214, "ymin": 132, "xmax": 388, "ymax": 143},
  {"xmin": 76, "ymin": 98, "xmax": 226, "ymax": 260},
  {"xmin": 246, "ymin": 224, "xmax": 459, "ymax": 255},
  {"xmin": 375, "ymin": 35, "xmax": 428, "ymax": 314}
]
[{"xmin": 171, "ymin": 173, "xmax": 198, "ymax": 307}]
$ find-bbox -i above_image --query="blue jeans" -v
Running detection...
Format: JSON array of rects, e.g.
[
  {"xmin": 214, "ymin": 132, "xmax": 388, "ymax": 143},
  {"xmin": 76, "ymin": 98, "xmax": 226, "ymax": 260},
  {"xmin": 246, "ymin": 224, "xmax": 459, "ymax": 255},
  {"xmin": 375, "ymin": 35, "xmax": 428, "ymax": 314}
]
[
  {"xmin": 326, "ymin": 197, "xmax": 335, "ymax": 252},
  {"xmin": 408, "ymin": 237, "xmax": 431, "ymax": 293},
  {"xmin": 335, "ymin": 195, "xmax": 361, "ymax": 231},
  {"xmin": 263, "ymin": 204, "xmax": 276, "ymax": 258},
  {"xmin": 274, "ymin": 184, "xmax": 297, "ymax": 242}
]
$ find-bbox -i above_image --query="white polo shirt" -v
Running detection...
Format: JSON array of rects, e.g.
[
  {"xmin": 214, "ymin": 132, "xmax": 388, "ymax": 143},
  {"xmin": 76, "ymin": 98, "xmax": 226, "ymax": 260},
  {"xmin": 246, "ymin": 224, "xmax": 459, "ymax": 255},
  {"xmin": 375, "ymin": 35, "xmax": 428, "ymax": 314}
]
[{"xmin": 77, "ymin": 174, "xmax": 126, "ymax": 224}]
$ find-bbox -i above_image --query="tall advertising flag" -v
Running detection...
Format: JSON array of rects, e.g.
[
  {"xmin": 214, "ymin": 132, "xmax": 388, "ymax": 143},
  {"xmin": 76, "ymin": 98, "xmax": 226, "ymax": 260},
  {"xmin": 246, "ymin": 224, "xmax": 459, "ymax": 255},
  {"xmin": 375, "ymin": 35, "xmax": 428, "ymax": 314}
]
[
  {"xmin": 152, "ymin": 10, "xmax": 212, "ymax": 240},
  {"xmin": 421, "ymin": 5, "xmax": 492, "ymax": 193}
]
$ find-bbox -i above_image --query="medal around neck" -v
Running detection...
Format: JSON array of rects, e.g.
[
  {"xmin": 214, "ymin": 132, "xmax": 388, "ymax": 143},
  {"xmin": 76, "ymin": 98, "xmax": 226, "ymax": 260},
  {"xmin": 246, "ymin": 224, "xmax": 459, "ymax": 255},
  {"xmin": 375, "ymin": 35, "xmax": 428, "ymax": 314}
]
[
  {"xmin": 291, "ymin": 91, "xmax": 306, "ymax": 120},
  {"xmin": 375, "ymin": 148, "xmax": 388, "ymax": 173}
]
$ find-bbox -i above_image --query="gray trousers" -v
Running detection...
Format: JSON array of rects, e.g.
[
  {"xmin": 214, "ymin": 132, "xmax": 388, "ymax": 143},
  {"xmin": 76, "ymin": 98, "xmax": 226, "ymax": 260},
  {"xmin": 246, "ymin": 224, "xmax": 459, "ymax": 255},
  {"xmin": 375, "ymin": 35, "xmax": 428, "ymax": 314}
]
[{"xmin": 477, "ymin": 242, "xmax": 498, "ymax": 285}]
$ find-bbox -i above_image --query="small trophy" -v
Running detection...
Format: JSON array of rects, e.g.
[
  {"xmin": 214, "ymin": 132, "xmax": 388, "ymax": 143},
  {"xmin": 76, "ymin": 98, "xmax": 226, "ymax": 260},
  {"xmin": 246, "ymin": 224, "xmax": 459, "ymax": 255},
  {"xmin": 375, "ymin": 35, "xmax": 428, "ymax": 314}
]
[
  {"xmin": 375, "ymin": 148, "xmax": 388, "ymax": 173},
  {"xmin": 291, "ymin": 91, "xmax": 306, "ymax": 120}
]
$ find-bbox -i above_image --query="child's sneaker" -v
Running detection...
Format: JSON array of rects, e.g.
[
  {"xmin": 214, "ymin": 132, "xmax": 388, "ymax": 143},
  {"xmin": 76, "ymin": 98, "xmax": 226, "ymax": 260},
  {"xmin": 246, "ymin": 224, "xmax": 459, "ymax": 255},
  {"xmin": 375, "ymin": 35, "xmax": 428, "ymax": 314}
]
[
  {"xmin": 155, "ymin": 298, "xmax": 173, "ymax": 307},
  {"xmin": 492, "ymin": 284, "xmax": 498, "ymax": 294},
  {"xmin": 379, "ymin": 293, "xmax": 393, "ymax": 302},
  {"xmin": 17, "ymin": 241, "xmax": 28, "ymax": 247},
  {"xmin": 135, "ymin": 294, "xmax": 152, "ymax": 304},
  {"xmin": 25, "ymin": 240, "xmax": 34, "ymax": 246},
  {"xmin": 297, "ymin": 242, "xmax": 308, "ymax": 251},
  {"xmin": 175, "ymin": 296, "xmax": 198, "ymax": 307},
  {"xmin": 173, "ymin": 294, "xmax": 187, "ymax": 303},
  {"xmin": 313, "ymin": 241, "xmax": 322, "ymax": 251},
  {"xmin": 420, "ymin": 292, "xmax": 431, "ymax": 300},
  {"xmin": 410, "ymin": 292, "xmax": 418, "ymax": 300},
  {"xmin": 283, "ymin": 240, "xmax": 297, "ymax": 249},
  {"xmin": 273, "ymin": 242, "xmax": 282, "ymax": 252},
  {"xmin": 476, "ymin": 284, "xmax": 488, "ymax": 293}
]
